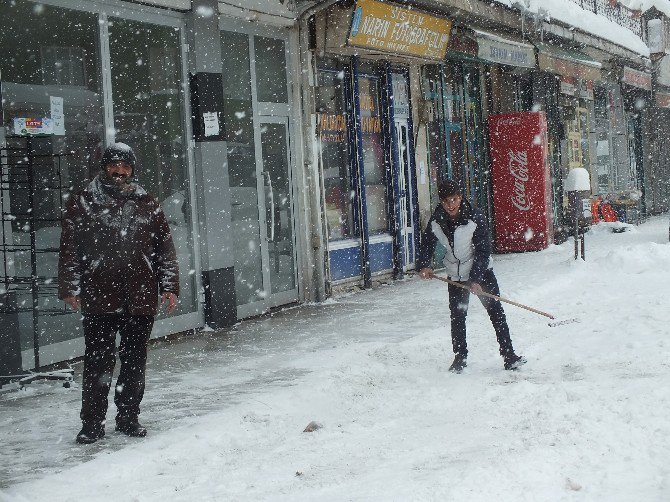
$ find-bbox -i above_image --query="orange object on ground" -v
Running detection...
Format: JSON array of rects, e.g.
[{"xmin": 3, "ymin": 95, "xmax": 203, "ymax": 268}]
[{"xmin": 591, "ymin": 197, "xmax": 618, "ymax": 223}]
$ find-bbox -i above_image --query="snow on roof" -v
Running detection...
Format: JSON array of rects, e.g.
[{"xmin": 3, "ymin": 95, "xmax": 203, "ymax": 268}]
[
  {"xmin": 493, "ymin": 0, "xmax": 650, "ymax": 57},
  {"xmin": 620, "ymin": 0, "xmax": 670, "ymax": 17}
]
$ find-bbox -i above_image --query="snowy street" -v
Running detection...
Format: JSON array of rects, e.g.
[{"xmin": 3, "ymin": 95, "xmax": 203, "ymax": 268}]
[{"xmin": 2, "ymin": 216, "xmax": 670, "ymax": 501}]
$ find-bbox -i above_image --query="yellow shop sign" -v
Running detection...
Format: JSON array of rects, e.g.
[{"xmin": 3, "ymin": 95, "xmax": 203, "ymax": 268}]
[{"xmin": 348, "ymin": 0, "xmax": 452, "ymax": 60}]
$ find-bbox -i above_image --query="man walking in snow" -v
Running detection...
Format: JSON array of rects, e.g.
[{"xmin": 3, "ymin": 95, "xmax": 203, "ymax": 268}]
[
  {"xmin": 417, "ymin": 179, "xmax": 525, "ymax": 373},
  {"xmin": 58, "ymin": 143, "xmax": 179, "ymax": 444}
]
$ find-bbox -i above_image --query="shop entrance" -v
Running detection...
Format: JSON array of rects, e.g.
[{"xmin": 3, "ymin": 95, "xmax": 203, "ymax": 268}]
[
  {"xmin": 390, "ymin": 71, "xmax": 416, "ymax": 273},
  {"xmin": 221, "ymin": 27, "xmax": 299, "ymax": 318},
  {"xmin": 394, "ymin": 119, "xmax": 415, "ymax": 270},
  {"xmin": 258, "ymin": 117, "xmax": 298, "ymax": 308}
]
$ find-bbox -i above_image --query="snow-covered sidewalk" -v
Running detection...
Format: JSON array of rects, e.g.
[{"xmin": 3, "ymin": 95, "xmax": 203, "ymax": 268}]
[{"xmin": 2, "ymin": 216, "xmax": 669, "ymax": 501}]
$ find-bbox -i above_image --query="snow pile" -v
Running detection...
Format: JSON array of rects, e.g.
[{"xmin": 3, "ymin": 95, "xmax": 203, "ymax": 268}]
[{"xmin": 2, "ymin": 216, "xmax": 670, "ymax": 501}]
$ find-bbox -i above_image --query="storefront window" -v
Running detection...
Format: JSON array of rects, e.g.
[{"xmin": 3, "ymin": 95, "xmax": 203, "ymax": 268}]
[
  {"xmin": 316, "ymin": 69, "xmax": 355, "ymax": 240},
  {"xmin": 221, "ymin": 30, "xmax": 264, "ymax": 306},
  {"xmin": 594, "ymin": 87, "xmax": 611, "ymax": 193},
  {"xmin": 0, "ymin": 1, "xmax": 104, "ymax": 353},
  {"xmin": 108, "ymin": 18, "xmax": 197, "ymax": 318},
  {"xmin": 422, "ymin": 65, "xmax": 446, "ymax": 205},
  {"xmin": 358, "ymin": 76, "xmax": 388, "ymax": 234},
  {"xmin": 254, "ymin": 36, "xmax": 288, "ymax": 104}
]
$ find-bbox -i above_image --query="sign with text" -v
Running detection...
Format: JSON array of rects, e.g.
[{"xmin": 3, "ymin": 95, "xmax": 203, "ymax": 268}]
[
  {"xmin": 656, "ymin": 91, "xmax": 670, "ymax": 108},
  {"xmin": 13, "ymin": 117, "xmax": 54, "ymax": 136},
  {"xmin": 560, "ymin": 76, "xmax": 577, "ymax": 96},
  {"xmin": 391, "ymin": 73, "xmax": 410, "ymax": 118},
  {"xmin": 317, "ymin": 113, "xmax": 347, "ymax": 143},
  {"xmin": 579, "ymin": 79, "xmax": 594, "ymax": 100},
  {"xmin": 622, "ymin": 66, "xmax": 652, "ymax": 91},
  {"xmin": 50, "ymin": 96, "xmax": 65, "ymax": 136},
  {"xmin": 477, "ymin": 33, "xmax": 535, "ymax": 68},
  {"xmin": 488, "ymin": 112, "xmax": 553, "ymax": 252},
  {"xmin": 348, "ymin": 0, "xmax": 452, "ymax": 60},
  {"xmin": 536, "ymin": 43, "xmax": 602, "ymax": 82}
]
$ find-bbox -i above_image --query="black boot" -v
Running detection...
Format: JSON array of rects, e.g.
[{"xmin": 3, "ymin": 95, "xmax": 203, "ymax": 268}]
[
  {"xmin": 504, "ymin": 354, "xmax": 527, "ymax": 371},
  {"xmin": 76, "ymin": 422, "xmax": 105, "ymax": 444},
  {"xmin": 449, "ymin": 354, "xmax": 467, "ymax": 373},
  {"xmin": 115, "ymin": 420, "xmax": 147, "ymax": 437}
]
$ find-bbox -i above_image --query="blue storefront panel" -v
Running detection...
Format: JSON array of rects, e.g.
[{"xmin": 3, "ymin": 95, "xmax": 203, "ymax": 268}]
[
  {"xmin": 329, "ymin": 246, "xmax": 363, "ymax": 281},
  {"xmin": 368, "ymin": 240, "xmax": 394, "ymax": 273}
]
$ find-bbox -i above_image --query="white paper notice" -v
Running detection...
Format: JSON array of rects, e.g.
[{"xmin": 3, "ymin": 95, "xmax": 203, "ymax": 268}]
[
  {"xmin": 419, "ymin": 161, "xmax": 426, "ymax": 185},
  {"xmin": 50, "ymin": 96, "xmax": 65, "ymax": 136},
  {"xmin": 596, "ymin": 140, "xmax": 609, "ymax": 157},
  {"xmin": 203, "ymin": 112, "xmax": 220, "ymax": 137}
]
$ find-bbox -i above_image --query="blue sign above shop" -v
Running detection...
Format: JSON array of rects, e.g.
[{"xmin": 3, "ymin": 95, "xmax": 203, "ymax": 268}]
[{"xmin": 475, "ymin": 30, "xmax": 535, "ymax": 68}]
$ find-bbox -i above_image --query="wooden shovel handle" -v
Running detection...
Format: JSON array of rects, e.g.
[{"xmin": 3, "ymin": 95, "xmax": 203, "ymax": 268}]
[{"xmin": 432, "ymin": 275, "xmax": 555, "ymax": 320}]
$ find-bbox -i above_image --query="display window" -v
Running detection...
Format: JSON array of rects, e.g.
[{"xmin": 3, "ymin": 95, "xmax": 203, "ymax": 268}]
[
  {"xmin": 0, "ymin": 0, "xmax": 198, "ymax": 364},
  {"xmin": 421, "ymin": 62, "xmax": 485, "ymax": 209},
  {"xmin": 315, "ymin": 68, "xmax": 357, "ymax": 241},
  {"xmin": 314, "ymin": 57, "xmax": 402, "ymax": 283},
  {"xmin": 358, "ymin": 75, "xmax": 389, "ymax": 235},
  {"xmin": 108, "ymin": 16, "xmax": 197, "ymax": 320}
]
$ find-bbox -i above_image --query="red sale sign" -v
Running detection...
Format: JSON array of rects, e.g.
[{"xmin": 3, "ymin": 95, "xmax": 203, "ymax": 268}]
[{"xmin": 488, "ymin": 112, "xmax": 553, "ymax": 252}]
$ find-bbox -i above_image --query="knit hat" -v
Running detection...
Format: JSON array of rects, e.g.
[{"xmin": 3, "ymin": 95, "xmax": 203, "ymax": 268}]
[{"xmin": 101, "ymin": 142, "xmax": 137, "ymax": 175}]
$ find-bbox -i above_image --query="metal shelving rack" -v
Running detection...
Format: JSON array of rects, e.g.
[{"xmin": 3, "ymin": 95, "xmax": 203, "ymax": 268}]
[{"xmin": 0, "ymin": 137, "xmax": 73, "ymax": 388}]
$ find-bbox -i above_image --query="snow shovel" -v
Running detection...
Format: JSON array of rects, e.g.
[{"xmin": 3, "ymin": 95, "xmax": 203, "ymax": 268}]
[{"xmin": 432, "ymin": 275, "xmax": 579, "ymax": 327}]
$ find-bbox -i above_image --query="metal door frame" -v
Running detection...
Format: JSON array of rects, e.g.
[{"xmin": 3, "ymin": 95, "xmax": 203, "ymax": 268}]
[
  {"xmin": 394, "ymin": 118, "xmax": 415, "ymax": 270},
  {"xmin": 220, "ymin": 21, "xmax": 302, "ymax": 318}
]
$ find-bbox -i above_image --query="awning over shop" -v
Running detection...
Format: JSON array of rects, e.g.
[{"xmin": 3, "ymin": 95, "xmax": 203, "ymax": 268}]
[
  {"xmin": 475, "ymin": 30, "xmax": 535, "ymax": 68},
  {"xmin": 535, "ymin": 42, "xmax": 602, "ymax": 82}
]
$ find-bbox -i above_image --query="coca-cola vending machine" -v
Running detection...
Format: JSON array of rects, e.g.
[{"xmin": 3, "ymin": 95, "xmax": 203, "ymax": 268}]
[{"xmin": 488, "ymin": 111, "xmax": 553, "ymax": 252}]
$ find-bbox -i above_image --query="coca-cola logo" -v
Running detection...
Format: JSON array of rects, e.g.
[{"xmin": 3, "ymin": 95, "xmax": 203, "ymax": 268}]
[
  {"xmin": 508, "ymin": 150, "xmax": 531, "ymax": 211},
  {"xmin": 496, "ymin": 116, "xmax": 522, "ymax": 131}
]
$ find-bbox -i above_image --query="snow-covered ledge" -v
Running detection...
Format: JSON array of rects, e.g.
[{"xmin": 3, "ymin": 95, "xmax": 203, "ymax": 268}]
[{"xmin": 494, "ymin": 0, "xmax": 651, "ymax": 56}]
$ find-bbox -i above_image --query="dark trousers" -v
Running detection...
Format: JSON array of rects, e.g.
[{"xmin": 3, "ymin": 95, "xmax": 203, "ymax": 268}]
[
  {"xmin": 448, "ymin": 268, "xmax": 515, "ymax": 359},
  {"xmin": 80, "ymin": 314, "xmax": 154, "ymax": 425}
]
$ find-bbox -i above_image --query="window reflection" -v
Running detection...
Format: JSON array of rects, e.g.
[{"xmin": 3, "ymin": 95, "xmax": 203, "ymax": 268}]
[
  {"xmin": 0, "ymin": 0, "xmax": 103, "ymax": 352},
  {"xmin": 359, "ymin": 76, "xmax": 389, "ymax": 234},
  {"xmin": 254, "ymin": 36, "xmax": 288, "ymax": 103},
  {"xmin": 108, "ymin": 18, "xmax": 196, "ymax": 318},
  {"xmin": 316, "ymin": 69, "xmax": 356, "ymax": 240},
  {"xmin": 221, "ymin": 30, "xmax": 264, "ymax": 307}
]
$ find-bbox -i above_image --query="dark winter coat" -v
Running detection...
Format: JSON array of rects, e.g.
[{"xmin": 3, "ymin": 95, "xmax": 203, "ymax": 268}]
[
  {"xmin": 58, "ymin": 175, "xmax": 179, "ymax": 316},
  {"xmin": 416, "ymin": 200, "xmax": 492, "ymax": 282}
]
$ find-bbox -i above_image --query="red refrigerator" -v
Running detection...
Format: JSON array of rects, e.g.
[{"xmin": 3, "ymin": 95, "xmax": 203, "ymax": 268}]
[{"xmin": 488, "ymin": 111, "xmax": 553, "ymax": 252}]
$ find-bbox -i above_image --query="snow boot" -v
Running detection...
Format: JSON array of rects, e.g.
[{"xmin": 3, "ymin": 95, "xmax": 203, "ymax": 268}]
[
  {"xmin": 449, "ymin": 354, "xmax": 467, "ymax": 374},
  {"xmin": 504, "ymin": 354, "xmax": 527, "ymax": 371},
  {"xmin": 76, "ymin": 422, "xmax": 105, "ymax": 444},
  {"xmin": 115, "ymin": 420, "xmax": 147, "ymax": 437}
]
